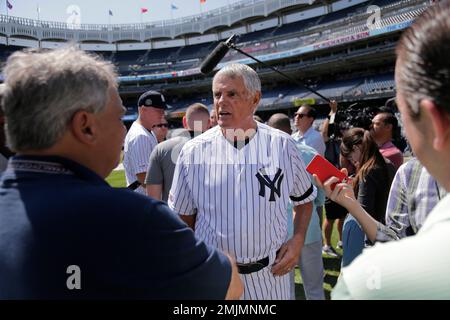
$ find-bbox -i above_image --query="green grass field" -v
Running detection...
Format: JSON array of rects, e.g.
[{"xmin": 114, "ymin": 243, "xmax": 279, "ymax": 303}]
[
  {"xmin": 106, "ymin": 169, "xmax": 342, "ymax": 300},
  {"xmin": 105, "ymin": 169, "xmax": 126, "ymax": 188}
]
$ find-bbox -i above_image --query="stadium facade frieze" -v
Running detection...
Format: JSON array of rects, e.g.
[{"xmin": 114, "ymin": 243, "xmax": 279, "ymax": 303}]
[
  {"xmin": 116, "ymin": 19, "xmax": 414, "ymax": 84},
  {"xmin": 0, "ymin": 0, "xmax": 316, "ymax": 46}
]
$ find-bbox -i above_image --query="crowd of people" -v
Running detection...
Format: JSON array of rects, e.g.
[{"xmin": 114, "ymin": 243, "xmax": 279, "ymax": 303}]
[{"xmin": 0, "ymin": 0, "xmax": 450, "ymax": 299}]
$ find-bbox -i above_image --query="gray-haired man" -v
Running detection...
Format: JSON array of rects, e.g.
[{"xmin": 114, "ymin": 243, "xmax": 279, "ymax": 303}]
[
  {"xmin": 169, "ymin": 63, "xmax": 315, "ymax": 300},
  {"xmin": 123, "ymin": 90, "xmax": 166, "ymax": 194},
  {"xmin": 0, "ymin": 47, "xmax": 242, "ymax": 299}
]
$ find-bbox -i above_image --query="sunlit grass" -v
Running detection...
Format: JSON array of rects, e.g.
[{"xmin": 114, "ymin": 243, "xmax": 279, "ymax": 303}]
[{"xmin": 105, "ymin": 169, "xmax": 126, "ymax": 188}]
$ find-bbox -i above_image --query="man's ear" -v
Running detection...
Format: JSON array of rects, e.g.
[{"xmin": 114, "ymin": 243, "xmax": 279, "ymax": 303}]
[
  {"xmin": 420, "ymin": 99, "xmax": 450, "ymax": 151},
  {"xmin": 252, "ymin": 91, "xmax": 261, "ymax": 112},
  {"xmin": 182, "ymin": 115, "xmax": 188, "ymax": 129},
  {"xmin": 70, "ymin": 110, "xmax": 97, "ymax": 145},
  {"xmin": 253, "ymin": 91, "xmax": 261, "ymax": 110}
]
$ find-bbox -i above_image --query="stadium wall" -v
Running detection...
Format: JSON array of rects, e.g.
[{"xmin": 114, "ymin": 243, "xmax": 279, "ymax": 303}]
[{"xmin": 0, "ymin": 0, "xmax": 371, "ymax": 49}]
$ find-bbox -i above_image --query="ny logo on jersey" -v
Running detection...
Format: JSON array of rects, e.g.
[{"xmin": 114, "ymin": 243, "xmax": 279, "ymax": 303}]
[{"xmin": 256, "ymin": 167, "xmax": 284, "ymax": 202}]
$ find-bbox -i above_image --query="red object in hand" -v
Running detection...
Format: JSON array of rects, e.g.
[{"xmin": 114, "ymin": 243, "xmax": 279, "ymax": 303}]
[{"xmin": 306, "ymin": 155, "xmax": 348, "ymax": 190}]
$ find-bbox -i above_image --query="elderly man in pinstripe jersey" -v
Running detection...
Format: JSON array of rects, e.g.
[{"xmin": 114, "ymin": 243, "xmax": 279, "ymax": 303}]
[
  {"xmin": 169, "ymin": 63, "xmax": 316, "ymax": 300},
  {"xmin": 123, "ymin": 90, "xmax": 166, "ymax": 195}
]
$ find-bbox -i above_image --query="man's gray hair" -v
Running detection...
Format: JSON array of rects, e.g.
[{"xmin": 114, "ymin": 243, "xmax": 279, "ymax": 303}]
[
  {"xmin": 2, "ymin": 46, "xmax": 118, "ymax": 151},
  {"xmin": 214, "ymin": 63, "xmax": 261, "ymax": 97}
]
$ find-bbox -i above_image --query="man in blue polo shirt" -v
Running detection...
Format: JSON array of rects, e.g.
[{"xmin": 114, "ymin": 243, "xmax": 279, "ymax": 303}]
[
  {"xmin": 0, "ymin": 46, "xmax": 242, "ymax": 299},
  {"xmin": 268, "ymin": 113, "xmax": 325, "ymax": 300}
]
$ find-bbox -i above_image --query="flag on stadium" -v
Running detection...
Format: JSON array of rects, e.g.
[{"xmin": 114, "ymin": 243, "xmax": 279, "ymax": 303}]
[
  {"xmin": 109, "ymin": 10, "xmax": 113, "ymax": 16},
  {"xmin": 6, "ymin": 0, "xmax": 13, "ymax": 10},
  {"xmin": 171, "ymin": 4, "xmax": 178, "ymax": 10},
  {"xmin": 141, "ymin": 7, "xmax": 148, "ymax": 14}
]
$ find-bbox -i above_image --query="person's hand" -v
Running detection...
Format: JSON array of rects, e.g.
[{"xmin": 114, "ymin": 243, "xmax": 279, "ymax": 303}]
[
  {"xmin": 271, "ymin": 238, "xmax": 301, "ymax": 277},
  {"xmin": 329, "ymin": 100, "xmax": 338, "ymax": 114},
  {"xmin": 313, "ymin": 169, "xmax": 356, "ymax": 209}
]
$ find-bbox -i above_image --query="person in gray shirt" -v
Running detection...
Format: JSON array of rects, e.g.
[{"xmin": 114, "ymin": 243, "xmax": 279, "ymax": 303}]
[{"xmin": 145, "ymin": 103, "xmax": 210, "ymax": 201}]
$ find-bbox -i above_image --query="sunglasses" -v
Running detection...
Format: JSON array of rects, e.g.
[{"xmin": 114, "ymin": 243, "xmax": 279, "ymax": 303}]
[
  {"xmin": 153, "ymin": 123, "xmax": 169, "ymax": 128},
  {"xmin": 294, "ymin": 113, "xmax": 309, "ymax": 119}
]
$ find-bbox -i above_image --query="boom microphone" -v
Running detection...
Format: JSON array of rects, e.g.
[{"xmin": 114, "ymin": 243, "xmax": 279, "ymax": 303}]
[
  {"xmin": 200, "ymin": 34, "xmax": 236, "ymax": 74},
  {"xmin": 198, "ymin": 33, "xmax": 331, "ymax": 102}
]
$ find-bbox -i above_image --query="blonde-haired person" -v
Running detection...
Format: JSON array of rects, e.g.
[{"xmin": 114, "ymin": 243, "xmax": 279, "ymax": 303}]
[{"xmin": 0, "ymin": 47, "xmax": 242, "ymax": 299}]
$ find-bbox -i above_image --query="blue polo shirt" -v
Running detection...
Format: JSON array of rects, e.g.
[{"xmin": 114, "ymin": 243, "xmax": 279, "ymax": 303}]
[
  {"xmin": 0, "ymin": 155, "xmax": 231, "ymax": 299},
  {"xmin": 286, "ymin": 143, "xmax": 324, "ymax": 244}
]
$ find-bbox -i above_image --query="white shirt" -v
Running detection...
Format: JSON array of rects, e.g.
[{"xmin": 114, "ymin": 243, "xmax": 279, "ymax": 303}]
[
  {"xmin": 168, "ymin": 123, "xmax": 316, "ymax": 263},
  {"xmin": 123, "ymin": 121, "xmax": 157, "ymax": 195},
  {"xmin": 292, "ymin": 126, "xmax": 326, "ymax": 156},
  {"xmin": 333, "ymin": 193, "xmax": 450, "ymax": 299}
]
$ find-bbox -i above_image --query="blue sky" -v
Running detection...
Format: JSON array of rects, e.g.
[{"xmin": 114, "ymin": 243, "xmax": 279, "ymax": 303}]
[{"xmin": 2, "ymin": 0, "xmax": 242, "ymax": 25}]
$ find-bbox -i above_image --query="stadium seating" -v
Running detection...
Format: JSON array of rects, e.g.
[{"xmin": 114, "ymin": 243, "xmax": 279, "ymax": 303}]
[{"xmin": 0, "ymin": 0, "xmax": 429, "ymax": 120}]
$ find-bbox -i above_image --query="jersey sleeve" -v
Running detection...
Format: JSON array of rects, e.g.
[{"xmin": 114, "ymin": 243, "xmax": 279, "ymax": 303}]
[
  {"xmin": 287, "ymin": 139, "xmax": 317, "ymax": 206},
  {"xmin": 168, "ymin": 147, "xmax": 196, "ymax": 215},
  {"xmin": 145, "ymin": 145, "xmax": 163, "ymax": 185},
  {"xmin": 128, "ymin": 134, "xmax": 157, "ymax": 176}
]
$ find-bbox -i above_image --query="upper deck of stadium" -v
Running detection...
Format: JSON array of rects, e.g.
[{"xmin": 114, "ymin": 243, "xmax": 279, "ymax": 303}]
[
  {"xmin": 0, "ymin": 0, "xmax": 431, "ymax": 116},
  {"xmin": 0, "ymin": 0, "xmax": 424, "ymax": 50}
]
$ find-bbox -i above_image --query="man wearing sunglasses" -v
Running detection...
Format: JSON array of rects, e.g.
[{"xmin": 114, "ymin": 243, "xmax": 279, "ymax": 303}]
[
  {"xmin": 292, "ymin": 104, "xmax": 326, "ymax": 256},
  {"xmin": 152, "ymin": 118, "xmax": 169, "ymax": 143},
  {"xmin": 292, "ymin": 104, "xmax": 326, "ymax": 157}
]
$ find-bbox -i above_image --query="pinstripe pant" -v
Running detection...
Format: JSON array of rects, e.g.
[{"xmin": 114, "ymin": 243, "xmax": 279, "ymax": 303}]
[{"xmin": 240, "ymin": 267, "xmax": 291, "ymax": 300}]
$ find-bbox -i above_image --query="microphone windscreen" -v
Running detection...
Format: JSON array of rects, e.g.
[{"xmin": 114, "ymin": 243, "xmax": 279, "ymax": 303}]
[{"xmin": 200, "ymin": 42, "xmax": 230, "ymax": 74}]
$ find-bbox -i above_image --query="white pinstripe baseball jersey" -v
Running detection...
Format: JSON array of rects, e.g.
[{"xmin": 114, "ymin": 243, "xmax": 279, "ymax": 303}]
[
  {"xmin": 123, "ymin": 121, "xmax": 157, "ymax": 195},
  {"xmin": 168, "ymin": 122, "xmax": 316, "ymax": 299}
]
